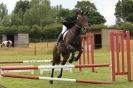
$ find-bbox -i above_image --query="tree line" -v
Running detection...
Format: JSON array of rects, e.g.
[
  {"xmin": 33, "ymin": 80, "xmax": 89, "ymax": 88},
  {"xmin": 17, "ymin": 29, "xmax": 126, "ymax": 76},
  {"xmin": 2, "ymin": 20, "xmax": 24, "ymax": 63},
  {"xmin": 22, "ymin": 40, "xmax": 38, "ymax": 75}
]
[{"xmin": 0, "ymin": 0, "xmax": 133, "ymax": 41}]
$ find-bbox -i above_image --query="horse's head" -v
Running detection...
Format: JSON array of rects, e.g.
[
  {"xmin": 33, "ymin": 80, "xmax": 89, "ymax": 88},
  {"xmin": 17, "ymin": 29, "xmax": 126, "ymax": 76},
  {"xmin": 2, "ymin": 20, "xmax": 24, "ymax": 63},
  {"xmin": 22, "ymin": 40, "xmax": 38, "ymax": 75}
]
[{"xmin": 76, "ymin": 11, "xmax": 89, "ymax": 33}]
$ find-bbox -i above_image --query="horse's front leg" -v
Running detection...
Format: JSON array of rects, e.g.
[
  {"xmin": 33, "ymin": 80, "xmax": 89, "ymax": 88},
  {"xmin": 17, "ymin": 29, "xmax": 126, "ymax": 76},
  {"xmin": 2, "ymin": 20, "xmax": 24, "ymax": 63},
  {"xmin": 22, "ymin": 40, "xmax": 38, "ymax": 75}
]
[
  {"xmin": 50, "ymin": 62, "xmax": 55, "ymax": 84},
  {"xmin": 58, "ymin": 54, "xmax": 69, "ymax": 78},
  {"xmin": 69, "ymin": 52, "xmax": 75, "ymax": 63},
  {"xmin": 74, "ymin": 48, "xmax": 83, "ymax": 61}
]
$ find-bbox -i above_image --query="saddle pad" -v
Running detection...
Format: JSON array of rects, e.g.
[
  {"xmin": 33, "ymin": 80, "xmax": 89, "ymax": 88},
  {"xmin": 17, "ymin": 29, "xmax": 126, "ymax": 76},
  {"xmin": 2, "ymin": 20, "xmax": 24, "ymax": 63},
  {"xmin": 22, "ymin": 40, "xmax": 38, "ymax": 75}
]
[{"xmin": 63, "ymin": 30, "xmax": 68, "ymax": 40}]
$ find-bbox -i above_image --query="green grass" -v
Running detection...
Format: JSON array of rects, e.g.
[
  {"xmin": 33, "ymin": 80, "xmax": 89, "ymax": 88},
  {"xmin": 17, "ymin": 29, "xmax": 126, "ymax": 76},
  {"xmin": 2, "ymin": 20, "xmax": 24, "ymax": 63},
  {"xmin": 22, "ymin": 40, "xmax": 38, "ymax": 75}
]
[{"xmin": 0, "ymin": 48, "xmax": 133, "ymax": 88}]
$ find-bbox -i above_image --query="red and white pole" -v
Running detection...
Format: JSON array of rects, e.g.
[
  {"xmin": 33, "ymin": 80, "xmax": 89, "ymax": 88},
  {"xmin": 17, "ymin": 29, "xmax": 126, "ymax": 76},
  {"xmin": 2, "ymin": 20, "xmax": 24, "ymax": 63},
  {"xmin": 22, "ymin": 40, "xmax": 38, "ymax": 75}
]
[
  {"xmin": 1, "ymin": 73, "xmax": 113, "ymax": 84},
  {"xmin": 0, "ymin": 60, "xmax": 52, "ymax": 64},
  {"xmin": 0, "ymin": 64, "xmax": 110, "ymax": 70}
]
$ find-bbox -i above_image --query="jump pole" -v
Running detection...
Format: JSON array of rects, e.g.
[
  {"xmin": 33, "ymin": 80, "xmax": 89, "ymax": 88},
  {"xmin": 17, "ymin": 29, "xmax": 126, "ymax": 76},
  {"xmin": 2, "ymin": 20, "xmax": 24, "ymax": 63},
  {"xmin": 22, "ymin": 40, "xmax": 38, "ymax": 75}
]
[
  {"xmin": 0, "ymin": 64, "xmax": 110, "ymax": 70},
  {"xmin": 1, "ymin": 73, "xmax": 113, "ymax": 84},
  {"xmin": 0, "ymin": 60, "xmax": 52, "ymax": 64}
]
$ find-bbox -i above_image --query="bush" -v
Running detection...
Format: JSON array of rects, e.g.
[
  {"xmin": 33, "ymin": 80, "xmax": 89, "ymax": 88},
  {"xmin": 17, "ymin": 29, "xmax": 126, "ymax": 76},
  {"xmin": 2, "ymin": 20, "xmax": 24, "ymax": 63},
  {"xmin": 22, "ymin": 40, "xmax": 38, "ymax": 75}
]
[
  {"xmin": 31, "ymin": 25, "xmax": 42, "ymax": 34},
  {"xmin": 119, "ymin": 22, "xmax": 133, "ymax": 36},
  {"xmin": 119, "ymin": 22, "xmax": 133, "ymax": 30},
  {"xmin": 29, "ymin": 23, "xmax": 62, "ymax": 42},
  {"xmin": 0, "ymin": 26, "xmax": 4, "ymax": 33},
  {"xmin": 1, "ymin": 25, "xmax": 18, "ymax": 33},
  {"xmin": 17, "ymin": 26, "xmax": 30, "ymax": 33},
  {"xmin": 90, "ymin": 24, "xmax": 107, "ymax": 30}
]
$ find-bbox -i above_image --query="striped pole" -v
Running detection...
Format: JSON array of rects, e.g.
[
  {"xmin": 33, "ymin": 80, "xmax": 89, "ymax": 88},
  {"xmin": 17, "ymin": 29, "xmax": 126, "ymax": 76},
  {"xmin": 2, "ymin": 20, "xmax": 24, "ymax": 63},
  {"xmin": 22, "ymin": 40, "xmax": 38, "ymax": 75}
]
[
  {"xmin": 0, "ymin": 60, "xmax": 52, "ymax": 64},
  {"xmin": 1, "ymin": 73, "xmax": 113, "ymax": 84},
  {"xmin": 0, "ymin": 64, "xmax": 110, "ymax": 70}
]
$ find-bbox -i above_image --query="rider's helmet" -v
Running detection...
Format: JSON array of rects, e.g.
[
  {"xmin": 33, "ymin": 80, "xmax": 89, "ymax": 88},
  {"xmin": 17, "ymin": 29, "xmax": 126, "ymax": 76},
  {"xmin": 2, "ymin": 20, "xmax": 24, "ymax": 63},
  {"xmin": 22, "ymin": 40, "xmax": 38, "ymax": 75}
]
[{"xmin": 73, "ymin": 9, "xmax": 82, "ymax": 15}]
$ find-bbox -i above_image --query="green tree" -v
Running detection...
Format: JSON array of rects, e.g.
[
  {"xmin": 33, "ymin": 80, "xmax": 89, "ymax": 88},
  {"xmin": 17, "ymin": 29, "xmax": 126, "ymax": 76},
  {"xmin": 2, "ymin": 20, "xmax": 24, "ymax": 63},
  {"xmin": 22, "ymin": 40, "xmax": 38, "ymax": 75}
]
[
  {"xmin": 0, "ymin": 3, "xmax": 8, "ymax": 25},
  {"xmin": 75, "ymin": 1, "xmax": 106, "ymax": 25},
  {"xmin": 2, "ymin": 15, "xmax": 12, "ymax": 26},
  {"xmin": 12, "ymin": 0, "xmax": 30, "ymax": 25},
  {"xmin": 24, "ymin": 0, "xmax": 52, "ymax": 26},
  {"xmin": 51, "ymin": 5, "xmax": 73, "ymax": 23},
  {"xmin": 10, "ymin": 13, "xmax": 23, "ymax": 26},
  {"xmin": 115, "ymin": 0, "xmax": 133, "ymax": 23}
]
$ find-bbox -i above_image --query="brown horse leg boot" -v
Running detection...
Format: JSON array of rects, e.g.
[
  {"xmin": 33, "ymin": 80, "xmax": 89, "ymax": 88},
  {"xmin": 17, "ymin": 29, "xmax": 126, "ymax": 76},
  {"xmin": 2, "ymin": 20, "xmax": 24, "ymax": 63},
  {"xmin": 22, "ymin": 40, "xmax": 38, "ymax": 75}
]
[{"xmin": 66, "ymin": 44, "xmax": 75, "ymax": 52}]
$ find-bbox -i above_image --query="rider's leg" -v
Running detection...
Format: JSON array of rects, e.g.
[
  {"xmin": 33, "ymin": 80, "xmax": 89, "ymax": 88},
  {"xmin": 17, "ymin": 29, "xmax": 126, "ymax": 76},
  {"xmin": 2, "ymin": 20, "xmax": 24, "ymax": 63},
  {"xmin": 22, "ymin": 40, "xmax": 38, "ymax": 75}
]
[
  {"xmin": 57, "ymin": 33, "xmax": 63, "ymax": 43},
  {"xmin": 61, "ymin": 25, "xmax": 67, "ymax": 34},
  {"xmin": 57, "ymin": 25, "xmax": 67, "ymax": 44}
]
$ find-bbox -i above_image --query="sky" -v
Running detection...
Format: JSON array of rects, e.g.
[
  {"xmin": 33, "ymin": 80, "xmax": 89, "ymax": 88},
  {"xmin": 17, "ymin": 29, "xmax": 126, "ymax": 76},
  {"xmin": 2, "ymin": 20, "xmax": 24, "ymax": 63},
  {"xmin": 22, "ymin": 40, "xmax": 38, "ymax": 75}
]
[{"xmin": 0, "ymin": 0, "xmax": 118, "ymax": 25}]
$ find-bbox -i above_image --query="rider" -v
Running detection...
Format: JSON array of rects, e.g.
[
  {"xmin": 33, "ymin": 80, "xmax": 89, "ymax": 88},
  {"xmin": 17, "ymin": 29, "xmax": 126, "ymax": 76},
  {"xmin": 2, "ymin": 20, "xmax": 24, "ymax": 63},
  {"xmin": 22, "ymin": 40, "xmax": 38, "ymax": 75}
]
[{"xmin": 56, "ymin": 9, "xmax": 82, "ymax": 45}]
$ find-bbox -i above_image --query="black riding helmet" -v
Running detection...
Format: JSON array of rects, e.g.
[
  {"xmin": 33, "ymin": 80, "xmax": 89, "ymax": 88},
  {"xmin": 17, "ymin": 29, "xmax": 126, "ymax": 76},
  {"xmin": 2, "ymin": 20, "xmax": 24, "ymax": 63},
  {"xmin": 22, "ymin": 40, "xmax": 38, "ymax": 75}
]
[{"xmin": 73, "ymin": 9, "xmax": 82, "ymax": 15}]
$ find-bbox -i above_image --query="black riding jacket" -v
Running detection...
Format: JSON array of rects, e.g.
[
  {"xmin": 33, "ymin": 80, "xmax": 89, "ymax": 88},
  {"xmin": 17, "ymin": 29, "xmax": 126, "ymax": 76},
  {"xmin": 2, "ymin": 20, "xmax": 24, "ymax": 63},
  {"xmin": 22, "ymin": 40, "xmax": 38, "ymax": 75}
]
[{"xmin": 62, "ymin": 16, "xmax": 77, "ymax": 29}]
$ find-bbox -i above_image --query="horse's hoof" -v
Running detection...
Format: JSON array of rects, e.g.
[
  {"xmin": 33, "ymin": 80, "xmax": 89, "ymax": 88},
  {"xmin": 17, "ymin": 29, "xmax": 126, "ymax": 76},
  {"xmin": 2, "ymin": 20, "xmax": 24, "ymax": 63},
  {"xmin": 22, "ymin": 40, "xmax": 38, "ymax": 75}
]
[
  {"xmin": 74, "ymin": 57, "xmax": 78, "ymax": 61},
  {"xmin": 50, "ymin": 80, "xmax": 53, "ymax": 84},
  {"xmin": 69, "ymin": 59, "xmax": 73, "ymax": 63},
  {"xmin": 58, "ymin": 75, "xmax": 62, "ymax": 78}
]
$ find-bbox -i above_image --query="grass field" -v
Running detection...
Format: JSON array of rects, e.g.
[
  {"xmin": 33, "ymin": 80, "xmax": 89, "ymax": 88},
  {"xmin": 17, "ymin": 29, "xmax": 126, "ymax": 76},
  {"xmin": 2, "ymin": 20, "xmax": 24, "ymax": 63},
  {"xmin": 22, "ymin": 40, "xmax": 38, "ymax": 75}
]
[{"xmin": 0, "ymin": 42, "xmax": 133, "ymax": 88}]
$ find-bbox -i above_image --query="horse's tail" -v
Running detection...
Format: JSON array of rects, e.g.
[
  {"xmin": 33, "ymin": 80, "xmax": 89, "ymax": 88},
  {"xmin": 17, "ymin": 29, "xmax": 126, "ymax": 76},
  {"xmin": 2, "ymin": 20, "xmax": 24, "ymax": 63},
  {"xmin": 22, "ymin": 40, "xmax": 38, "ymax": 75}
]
[
  {"xmin": 52, "ymin": 45, "xmax": 61, "ymax": 65},
  {"xmin": 1, "ymin": 43, "xmax": 3, "ymax": 47},
  {"xmin": 0, "ymin": 44, "xmax": 2, "ymax": 47}
]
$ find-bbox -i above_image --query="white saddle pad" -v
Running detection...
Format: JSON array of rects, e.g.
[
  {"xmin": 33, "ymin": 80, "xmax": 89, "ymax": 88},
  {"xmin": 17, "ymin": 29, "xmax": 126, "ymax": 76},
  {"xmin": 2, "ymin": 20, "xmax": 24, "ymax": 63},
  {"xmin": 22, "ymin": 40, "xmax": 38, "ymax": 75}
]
[{"xmin": 63, "ymin": 30, "xmax": 68, "ymax": 40}]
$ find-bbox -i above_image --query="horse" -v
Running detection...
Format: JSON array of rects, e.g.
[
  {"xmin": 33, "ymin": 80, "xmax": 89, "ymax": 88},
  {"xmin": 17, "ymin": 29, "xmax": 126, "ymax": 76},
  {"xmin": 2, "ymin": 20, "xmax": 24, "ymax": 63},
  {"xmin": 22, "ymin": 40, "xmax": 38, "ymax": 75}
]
[
  {"xmin": 1, "ymin": 40, "xmax": 12, "ymax": 47},
  {"xmin": 50, "ymin": 11, "xmax": 89, "ymax": 84}
]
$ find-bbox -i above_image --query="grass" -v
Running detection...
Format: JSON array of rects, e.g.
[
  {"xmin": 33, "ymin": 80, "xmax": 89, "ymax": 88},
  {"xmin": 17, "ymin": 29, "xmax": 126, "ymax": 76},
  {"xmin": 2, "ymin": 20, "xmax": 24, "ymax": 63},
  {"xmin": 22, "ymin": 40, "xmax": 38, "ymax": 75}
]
[{"xmin": 0, "ymin": 42, "xmax": 133, "ymax": 88}]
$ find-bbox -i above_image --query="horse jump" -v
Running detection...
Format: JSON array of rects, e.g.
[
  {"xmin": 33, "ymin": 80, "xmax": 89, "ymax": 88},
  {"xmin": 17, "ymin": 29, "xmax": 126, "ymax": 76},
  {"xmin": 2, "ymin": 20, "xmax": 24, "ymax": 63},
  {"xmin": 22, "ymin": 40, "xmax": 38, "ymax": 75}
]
[
  {"xmin": 110, "ymin": 31, "xmax": 131, "ymax": 81},
  {"xmin": 0, "ymin": 31, "xmax": 131, "ymax": 84},
  {"xmin": 0, "ymin": 60, "xmax": 72, "ymax": 74},
  {"xmin": 77, "ymin": 31, "xmax": 131, "ymax": 81},
  {"xmin": 78, "ymin": 33, "xmax": 94, "ymax": 72}
]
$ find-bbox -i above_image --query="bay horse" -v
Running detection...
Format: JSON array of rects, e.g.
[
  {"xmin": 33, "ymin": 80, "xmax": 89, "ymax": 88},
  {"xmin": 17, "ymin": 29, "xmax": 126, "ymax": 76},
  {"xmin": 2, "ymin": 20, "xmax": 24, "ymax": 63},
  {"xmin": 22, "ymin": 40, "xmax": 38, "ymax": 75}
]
[
  {"xmin": 1, "ymin": 40, "xmax": 12, "ymax": 47},
  {"xmin": 50, "ymin": 11, "xmax": 89, "ymax": 84}
]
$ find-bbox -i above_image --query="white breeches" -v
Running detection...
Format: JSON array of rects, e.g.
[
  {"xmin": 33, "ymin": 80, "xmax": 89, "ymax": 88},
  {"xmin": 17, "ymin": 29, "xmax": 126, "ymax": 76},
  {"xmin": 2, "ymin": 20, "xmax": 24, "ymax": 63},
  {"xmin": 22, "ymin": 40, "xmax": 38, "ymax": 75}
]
[{"xmin": 61, "ymin": 25, "xmax": 67, "ymax": 34}]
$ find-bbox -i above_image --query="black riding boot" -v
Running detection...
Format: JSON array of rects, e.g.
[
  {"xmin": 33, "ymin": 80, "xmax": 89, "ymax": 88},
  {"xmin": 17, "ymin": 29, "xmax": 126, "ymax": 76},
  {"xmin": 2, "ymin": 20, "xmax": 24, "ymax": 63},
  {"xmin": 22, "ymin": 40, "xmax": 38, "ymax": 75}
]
[{"xmin": 57, "ymin": 33, "xmax": 63, "ymax": 45}]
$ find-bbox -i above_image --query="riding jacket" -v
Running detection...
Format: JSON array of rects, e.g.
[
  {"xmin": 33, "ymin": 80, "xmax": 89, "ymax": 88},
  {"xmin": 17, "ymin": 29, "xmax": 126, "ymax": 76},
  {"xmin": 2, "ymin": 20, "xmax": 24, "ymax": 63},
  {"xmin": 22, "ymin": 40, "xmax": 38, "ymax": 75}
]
[{"xmin": 62, "ymin": 16, "xmax": 77, "ymax": 29}]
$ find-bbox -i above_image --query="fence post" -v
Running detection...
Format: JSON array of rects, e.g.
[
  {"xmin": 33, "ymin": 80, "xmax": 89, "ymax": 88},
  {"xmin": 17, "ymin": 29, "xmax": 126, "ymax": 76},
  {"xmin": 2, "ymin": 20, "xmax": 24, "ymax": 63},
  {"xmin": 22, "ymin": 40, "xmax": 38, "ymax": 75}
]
[{"xmin": 34, "ymin": 44, "xmax": 36, "ymax": 56}]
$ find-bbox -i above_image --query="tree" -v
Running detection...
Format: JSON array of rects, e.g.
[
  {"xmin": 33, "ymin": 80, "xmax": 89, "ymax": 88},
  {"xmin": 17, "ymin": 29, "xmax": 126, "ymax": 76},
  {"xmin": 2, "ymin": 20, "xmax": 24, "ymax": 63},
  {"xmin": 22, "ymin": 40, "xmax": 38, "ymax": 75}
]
[
  {"xmin": 12, "ymin": 0, "xmax": 30, "ymax": 25},
  {"xmin": 0, "ymin": 3, "xmax": 8, "ymax": 25},
  {"xmin": 51, "ymin": 5, "xmax": 73, "ymax": 23},
  {"xmin": 115, "ymin": 0, "xmax": 133, "ymax": 23},
  {"xmin": 13, "ymin": 0, "xmax": 30, "ymax": 18},
  {"xmin": 75, "ymin": 1, "xmax": 106, "ymax": 25},
  {"xmin": 24, "ymin": 0, "xmax": 52, "ymax": 26},
  {"xmin": 2, "ymin": 15, "xmax": 12, "ymax": 26}
]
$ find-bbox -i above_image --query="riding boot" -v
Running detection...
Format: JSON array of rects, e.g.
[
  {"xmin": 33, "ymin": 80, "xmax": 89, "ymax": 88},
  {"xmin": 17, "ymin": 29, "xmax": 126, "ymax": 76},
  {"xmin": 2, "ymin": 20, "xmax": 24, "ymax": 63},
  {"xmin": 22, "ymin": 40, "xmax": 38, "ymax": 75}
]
[{"xmin": 56, "ymin": 33, "xmax": 63, "ymax": 45}]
